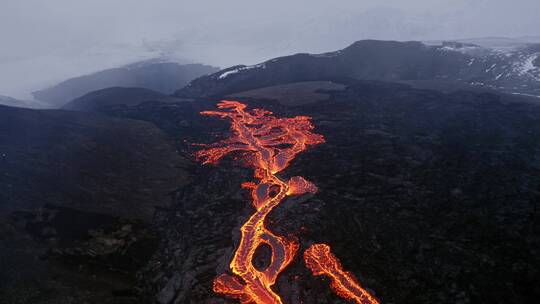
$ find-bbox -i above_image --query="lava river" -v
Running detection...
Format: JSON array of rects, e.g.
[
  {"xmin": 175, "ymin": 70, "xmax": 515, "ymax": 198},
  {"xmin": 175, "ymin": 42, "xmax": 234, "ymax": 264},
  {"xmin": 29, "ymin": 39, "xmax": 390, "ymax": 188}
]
[{"xmin": 196, "ymin": 100, "xmax": 379, "ymax": 304}]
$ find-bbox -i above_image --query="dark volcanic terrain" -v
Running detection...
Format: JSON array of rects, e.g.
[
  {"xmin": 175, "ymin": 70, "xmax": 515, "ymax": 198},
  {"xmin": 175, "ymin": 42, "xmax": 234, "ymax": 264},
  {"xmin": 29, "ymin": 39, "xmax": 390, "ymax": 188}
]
[
  {"xmin": 0, "ymin": 105, "xmax": 190, "ymax": 303},
  {"xmin": 63, "ymin": 87, "xmax": 190, "ymax": 112},
  {"xmin": 1, "ymin": 40, "xmax": 540, "ymax": 304},
  {"xmin": 89, "ymin": 80, "xmax": 539, "ymax": 304}
]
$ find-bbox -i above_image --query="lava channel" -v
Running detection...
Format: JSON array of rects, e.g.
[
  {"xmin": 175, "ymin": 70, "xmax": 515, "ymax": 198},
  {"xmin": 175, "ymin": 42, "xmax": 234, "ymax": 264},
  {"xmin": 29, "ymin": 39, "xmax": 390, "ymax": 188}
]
[
  {"xmin": 196, "ymin": 100, "xmax": 379, "ymax": 304},
  {"xmin": 304, "ymin": 244, "xmax": 380, "ymax": 304}
]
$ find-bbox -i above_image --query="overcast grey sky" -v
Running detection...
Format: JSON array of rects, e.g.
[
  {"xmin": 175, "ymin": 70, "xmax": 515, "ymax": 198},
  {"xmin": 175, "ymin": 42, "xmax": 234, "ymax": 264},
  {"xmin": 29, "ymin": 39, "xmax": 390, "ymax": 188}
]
[{"xmin": 1, "ymin": 0, "xmax": 539, "ymax": 99}]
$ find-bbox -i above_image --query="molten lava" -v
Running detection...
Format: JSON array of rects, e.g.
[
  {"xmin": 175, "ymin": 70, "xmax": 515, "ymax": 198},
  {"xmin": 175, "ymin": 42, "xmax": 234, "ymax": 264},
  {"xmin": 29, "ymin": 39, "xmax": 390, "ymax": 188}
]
[
  {"xmin": 304, "ymin": 244, "xmax": 380, "ymax": 304},
  {"xmin": 197, "ymin": 100, "xmax": 379, "ymax": 304}
]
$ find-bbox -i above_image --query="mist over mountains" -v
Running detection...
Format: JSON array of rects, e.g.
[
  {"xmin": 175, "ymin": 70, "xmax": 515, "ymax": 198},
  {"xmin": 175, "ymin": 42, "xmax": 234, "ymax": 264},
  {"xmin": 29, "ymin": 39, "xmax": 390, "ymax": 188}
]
[
  {"xmin": 2, "ymin": 0, "xmax": 539, "ymax": 99},
  {"xmin": 33, "ymin": 61, "xmax": 217, "ymax": 107},
  {"xmin": 2, "ymin": 38, "xmax": 539, "ymax": 110}
]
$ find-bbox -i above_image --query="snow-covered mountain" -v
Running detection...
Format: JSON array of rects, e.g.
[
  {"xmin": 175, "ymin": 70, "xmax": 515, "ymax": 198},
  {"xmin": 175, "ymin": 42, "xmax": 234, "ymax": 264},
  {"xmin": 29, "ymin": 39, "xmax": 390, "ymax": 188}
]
[
  {"xmin": 434, "ymin": 41, "xmax": 540, "ymax": 97},
  {"xmin": 176, "ymin": 40, "xmax": 540, "ymax": 99}
]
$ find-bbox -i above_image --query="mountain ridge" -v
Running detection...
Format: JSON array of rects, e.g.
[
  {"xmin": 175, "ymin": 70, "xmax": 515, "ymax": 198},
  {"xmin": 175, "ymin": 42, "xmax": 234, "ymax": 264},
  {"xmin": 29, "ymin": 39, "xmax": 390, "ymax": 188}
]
[
  {"xmin": 62, "ymin": 87, "xmax": 188, "ymax": 112},
  {"xmin": 175, "ymin": 39, "xmax": 540, "ymax": 99},
  {"xmin": 33, "ymin": 61, "xmax": 218, "ymax": 107}
]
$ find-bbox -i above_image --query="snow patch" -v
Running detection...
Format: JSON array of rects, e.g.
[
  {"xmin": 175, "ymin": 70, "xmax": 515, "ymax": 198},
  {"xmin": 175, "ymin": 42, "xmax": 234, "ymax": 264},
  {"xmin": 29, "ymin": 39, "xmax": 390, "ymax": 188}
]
[
  {"xmin": 438, "ymin": 45, "xmax": 480, "ymax": 54},
  {"xmin": 518, "ymin": 54, "xmax": 538, "ymax": 75},
  {"xmin": 485, "ymin": 63, "xmax": 497, "ymax": 72},
  {"xmin": 511, "ymin": 92, "xmax": 540, "ymax": 98},
  {"xmin": 310, "ymin": 50, "xmax": 343, "ymax": 58},
  {"xmin": 218, "ymin": 64, "xmax": 265, "ymax": 79},
  {"xmin": 218, "ymin": 69, "xmax": 240, "ymax": 79},
  {"xmin": 509, "ymin": 53, "xmax": 540, "ymax": 81}
]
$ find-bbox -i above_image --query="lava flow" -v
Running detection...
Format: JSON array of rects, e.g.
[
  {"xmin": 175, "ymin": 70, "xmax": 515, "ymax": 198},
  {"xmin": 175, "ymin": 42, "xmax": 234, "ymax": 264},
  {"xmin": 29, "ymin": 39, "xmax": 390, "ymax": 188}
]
[
  {"xmin": 196, "ymin": 100, "xmax": 378, "ymax": 304},
  {"xmin": 304, "ymin": 244, "xmax": 380, "ymax": 304}
]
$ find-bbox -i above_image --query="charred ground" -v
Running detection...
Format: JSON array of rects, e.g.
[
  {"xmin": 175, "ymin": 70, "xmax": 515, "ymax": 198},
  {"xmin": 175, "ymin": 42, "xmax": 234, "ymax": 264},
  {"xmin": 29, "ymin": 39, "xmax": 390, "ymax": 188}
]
[{"xmin": 92, "ymin": 80, "xmax": 540, "ymax": 303}]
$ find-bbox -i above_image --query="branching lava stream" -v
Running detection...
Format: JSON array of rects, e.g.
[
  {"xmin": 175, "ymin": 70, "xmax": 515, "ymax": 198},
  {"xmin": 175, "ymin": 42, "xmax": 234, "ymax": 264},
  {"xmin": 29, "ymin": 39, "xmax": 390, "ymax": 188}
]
[
  {"xmin": 196, "ymin": 101, "xmax": 379, "ymax": 304},
  {"xmin": 304, "ymin": 244, "xmax": 380, "ymax": 304}
]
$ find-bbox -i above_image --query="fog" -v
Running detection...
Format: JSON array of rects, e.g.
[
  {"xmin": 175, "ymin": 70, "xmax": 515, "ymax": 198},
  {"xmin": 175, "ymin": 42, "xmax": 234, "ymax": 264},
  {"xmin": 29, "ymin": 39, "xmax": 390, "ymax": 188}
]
[{"xmin": 1, "ymin": 0, "xmax": 539, "ymax": 99}]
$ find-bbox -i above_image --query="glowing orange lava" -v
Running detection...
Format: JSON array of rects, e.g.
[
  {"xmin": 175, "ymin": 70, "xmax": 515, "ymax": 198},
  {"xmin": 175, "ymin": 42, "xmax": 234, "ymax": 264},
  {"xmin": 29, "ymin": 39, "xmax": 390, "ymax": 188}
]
[
  {"xmin": 304, "ymin": 244, "xmax": 380, "ymax": 304},
  {"xmin": 197, "ymin": 100, "xmax": 379, "ymax": 304}
]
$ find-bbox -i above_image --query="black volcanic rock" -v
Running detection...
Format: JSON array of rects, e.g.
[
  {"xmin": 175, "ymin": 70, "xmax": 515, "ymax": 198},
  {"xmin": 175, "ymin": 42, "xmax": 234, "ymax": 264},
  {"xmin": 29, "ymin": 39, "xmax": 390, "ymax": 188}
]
[
  {"xmin": 0, "ymin": 104, "xmax": 189, "ymax": 220},
  {"xmin": 33, "ymin": 61, "xmax": 219, "ymax": 107},
  {"xmin": 228, "ymin": 81, "xmax": 346, "ymax": 106},
  {"xmin": 0, "ymin": 104, "xmax": 191, "ymax": 304},
  {"xmin": 175, "ymin": 39, "xmax": 540, "ymax": 99},
  {"xmin": 63, "ymin": 87, "xmax": 188, "ymax": 112}
]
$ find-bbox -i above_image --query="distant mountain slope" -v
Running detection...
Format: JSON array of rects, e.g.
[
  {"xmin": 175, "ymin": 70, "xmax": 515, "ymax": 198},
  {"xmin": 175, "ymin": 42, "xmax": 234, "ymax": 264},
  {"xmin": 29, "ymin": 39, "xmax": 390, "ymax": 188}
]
[
  {"xmin": 63, "ymin": 87, "xmax": 188, "ymax": 112},
  {"xmin": 0, "ymin": 94, "xmax": 50, "ymax": 109},
  {"xmin": 175, "ymin": 40, "xmax": 540, "ymax": 98},
  {"xmin": 0, "ymin": 95, "xmax": 28, "ymax": 108},
  {"xmin": 227, "ymin": 81, "xmax": 346, "ymax": 106},
  {"xmin": 33, "ymin": 61, "xmax": 219, "ymax": 107},
  {"xmin": 426, "ymin": 36, "xmax": 540, "ymax": 48},
  {"xmin": 0, "ymin": 105, "xmax": 189, "ymax": 220}
]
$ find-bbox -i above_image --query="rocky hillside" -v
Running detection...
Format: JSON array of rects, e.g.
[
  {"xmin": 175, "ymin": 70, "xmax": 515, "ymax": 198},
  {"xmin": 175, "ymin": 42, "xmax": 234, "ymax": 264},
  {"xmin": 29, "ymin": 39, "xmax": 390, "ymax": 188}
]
[
  {"xmin": 33, "ymin": 61, "xmax": 218, "ymax": 107},
  {"xmin": 63, "ymin": 87, "xmax": 189, "ymax": 112},
  {"xmin": 0, "ymin": 105, "xmax": 190, "ymax": 303},
  {"xmin": 175, "ymin": 40, "xmax": 540, "ymax": 98}
]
